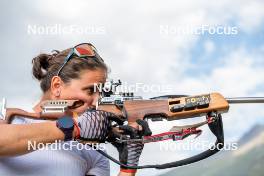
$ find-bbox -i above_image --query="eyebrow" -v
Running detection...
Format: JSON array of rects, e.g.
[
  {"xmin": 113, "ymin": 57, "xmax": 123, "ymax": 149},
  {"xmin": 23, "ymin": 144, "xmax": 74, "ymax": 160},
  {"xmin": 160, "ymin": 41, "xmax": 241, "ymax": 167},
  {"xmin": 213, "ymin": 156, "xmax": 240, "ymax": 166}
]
[{"xmin": 82, "ymin": 84, "xmax": 96, "ymax": 91}]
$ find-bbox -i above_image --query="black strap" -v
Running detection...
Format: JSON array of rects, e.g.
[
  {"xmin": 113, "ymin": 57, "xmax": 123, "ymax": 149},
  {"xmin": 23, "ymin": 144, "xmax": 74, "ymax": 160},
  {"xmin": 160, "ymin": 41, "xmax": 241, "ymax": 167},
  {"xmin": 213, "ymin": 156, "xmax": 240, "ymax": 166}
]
[{"xmin": 95, "ymin": 113, "xmax": 224, "ymax": 169}]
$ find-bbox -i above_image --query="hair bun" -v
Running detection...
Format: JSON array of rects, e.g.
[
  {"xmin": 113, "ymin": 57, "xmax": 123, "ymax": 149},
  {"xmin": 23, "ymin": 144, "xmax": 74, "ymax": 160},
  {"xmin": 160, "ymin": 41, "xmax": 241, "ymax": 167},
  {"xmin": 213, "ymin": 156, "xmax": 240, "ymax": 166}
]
[{"xmin": 32, "ymin": 53, "xmax": 53, "ymax": 81}]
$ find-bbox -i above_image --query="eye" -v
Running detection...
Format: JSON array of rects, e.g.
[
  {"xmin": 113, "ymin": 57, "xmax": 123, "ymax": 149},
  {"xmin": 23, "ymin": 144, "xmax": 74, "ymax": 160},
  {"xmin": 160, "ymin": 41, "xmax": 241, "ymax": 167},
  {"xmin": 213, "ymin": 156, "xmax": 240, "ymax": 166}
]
[
  {"xmin": 86, "ymin": 87, "xmax": 99, "ymax": 96},
  {"xmin": 86, "ymin": 88, "xmax": 94, "ymax": 95}
]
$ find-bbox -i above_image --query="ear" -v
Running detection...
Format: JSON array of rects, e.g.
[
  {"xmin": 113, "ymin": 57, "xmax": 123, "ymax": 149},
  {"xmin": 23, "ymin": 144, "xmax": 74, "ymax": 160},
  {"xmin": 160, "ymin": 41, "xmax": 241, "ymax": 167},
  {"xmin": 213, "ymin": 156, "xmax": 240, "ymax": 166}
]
[{"xmin": 50, "ymin": 76, "xmax": 64, "ymax": 98}]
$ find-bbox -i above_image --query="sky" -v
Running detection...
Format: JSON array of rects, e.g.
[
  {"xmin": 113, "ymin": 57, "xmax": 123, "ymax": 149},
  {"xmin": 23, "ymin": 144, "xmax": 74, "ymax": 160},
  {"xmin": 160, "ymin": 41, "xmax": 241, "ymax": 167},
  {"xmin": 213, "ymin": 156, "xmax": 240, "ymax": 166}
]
[{"xmin": 0, "ymin": 0, "xmax": 264, "ymax": 175}]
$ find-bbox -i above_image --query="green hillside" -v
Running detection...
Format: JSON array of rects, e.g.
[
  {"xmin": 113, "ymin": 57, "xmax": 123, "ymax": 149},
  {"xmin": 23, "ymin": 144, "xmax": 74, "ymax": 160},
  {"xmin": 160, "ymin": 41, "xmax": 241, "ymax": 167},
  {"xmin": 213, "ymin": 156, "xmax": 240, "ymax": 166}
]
[
  {"xmin": 160, "ymin": 126, "xmax": 264, "ymax": 176},
  {"xmin": 160, "ymin": 146, "xmax": 264, "ymax": 176}
]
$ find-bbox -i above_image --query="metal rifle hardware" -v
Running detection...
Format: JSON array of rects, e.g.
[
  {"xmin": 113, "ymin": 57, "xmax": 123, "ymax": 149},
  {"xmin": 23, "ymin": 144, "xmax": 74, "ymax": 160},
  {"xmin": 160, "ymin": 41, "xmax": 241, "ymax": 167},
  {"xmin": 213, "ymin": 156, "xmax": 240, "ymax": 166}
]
[
  {"xmin": 94, "ymin": 80, "xmax": 264, "ymax": 169},
  {"xmin": 40, "ymin": 99, "xmax": 84, "ymax": 114}
]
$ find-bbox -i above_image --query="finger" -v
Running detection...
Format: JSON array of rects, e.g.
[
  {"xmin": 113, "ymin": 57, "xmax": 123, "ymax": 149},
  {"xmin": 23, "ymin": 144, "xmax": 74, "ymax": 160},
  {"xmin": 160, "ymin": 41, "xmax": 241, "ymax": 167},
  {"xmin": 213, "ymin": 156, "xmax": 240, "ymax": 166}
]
[
  {"xmin": 136, "ymin": 119, "xmax": 152, "ymax": 136},
  {"xmin": 119, "ymin": 125, "xmax": 137, "ymax": 139},
  {"xmin": 107, "ymin": 129, "xmax": 122, "ymax": 142},
  {"xmin": 107, "ymin": 114, "xmax": 125, "ymax": 125}
]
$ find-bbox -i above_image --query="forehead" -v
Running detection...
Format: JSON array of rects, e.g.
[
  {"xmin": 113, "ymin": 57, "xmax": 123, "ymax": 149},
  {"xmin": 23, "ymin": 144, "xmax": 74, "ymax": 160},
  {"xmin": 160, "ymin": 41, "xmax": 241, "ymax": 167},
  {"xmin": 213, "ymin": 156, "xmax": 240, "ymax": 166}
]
[{"xmin": 71, "ymin": 69, "xmax": 107, "ymax": 86}]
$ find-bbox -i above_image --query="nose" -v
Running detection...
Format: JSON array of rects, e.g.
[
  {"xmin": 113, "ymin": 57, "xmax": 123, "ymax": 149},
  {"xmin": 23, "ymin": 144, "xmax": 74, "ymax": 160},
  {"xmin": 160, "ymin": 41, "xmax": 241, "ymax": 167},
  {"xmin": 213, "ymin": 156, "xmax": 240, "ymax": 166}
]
[{"xmin": 91, "ymin": 92, "xmax": 100, "ymax": 107}]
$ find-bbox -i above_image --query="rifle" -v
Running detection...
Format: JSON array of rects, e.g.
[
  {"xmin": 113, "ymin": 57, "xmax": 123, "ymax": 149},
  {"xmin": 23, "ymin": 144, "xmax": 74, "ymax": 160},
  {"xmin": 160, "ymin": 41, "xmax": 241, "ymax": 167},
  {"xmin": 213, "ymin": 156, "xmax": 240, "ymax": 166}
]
[{"xmin": 1, "ymin": 80, "xmax": 264, "ymax": 169}]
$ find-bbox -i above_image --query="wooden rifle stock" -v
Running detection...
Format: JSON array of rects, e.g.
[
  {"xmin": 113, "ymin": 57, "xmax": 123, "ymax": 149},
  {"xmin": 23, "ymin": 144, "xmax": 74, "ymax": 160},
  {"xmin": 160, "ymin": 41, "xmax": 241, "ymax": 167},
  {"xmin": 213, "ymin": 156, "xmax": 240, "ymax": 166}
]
[
  {"xmin": 3, "ymin": 92, "xmax": 264, "ymax": 123},
  {"xmin": 97, "ymin": 93, "xmax": 229, "ymax": 122}
]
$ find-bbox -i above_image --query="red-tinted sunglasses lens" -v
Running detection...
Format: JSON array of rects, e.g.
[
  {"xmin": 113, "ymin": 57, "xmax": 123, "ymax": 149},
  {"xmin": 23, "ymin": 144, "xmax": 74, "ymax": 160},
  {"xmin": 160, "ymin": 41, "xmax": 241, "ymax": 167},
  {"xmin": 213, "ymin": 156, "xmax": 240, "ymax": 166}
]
[{"xmin": 74, "ymin": 45, "xmax": 95, "ymax": 57}]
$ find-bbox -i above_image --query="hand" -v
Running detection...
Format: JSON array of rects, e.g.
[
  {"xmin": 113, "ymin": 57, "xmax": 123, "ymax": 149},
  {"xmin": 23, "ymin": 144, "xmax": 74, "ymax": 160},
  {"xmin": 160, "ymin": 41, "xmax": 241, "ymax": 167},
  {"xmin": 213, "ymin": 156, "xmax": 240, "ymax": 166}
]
[
  {"xmin": 111, "ymin": 119, "xmax": 152, "ymax": 173},
  {"xmin": 74, "ymin": 109, "xmax": 119, "ymax": 142}
]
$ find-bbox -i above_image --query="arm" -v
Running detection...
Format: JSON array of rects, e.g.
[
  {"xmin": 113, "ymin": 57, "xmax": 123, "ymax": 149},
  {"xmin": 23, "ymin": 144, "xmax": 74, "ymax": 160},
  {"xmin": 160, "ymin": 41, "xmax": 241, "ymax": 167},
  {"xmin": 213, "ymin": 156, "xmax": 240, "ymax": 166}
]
[
  {"xmin": 113, "ymin": 120, "xmax": 151, "ymax": 176},
  {"xmin": 0, "ymin": 109, "xmax": 114, "ymax": 157},
  {"xmin": 118, "ymin": 172, "xmax": 136, "ymax": 176},
  {"xmin": 0, "ymin": 121, "xmax": 70, "ymax": 156}
]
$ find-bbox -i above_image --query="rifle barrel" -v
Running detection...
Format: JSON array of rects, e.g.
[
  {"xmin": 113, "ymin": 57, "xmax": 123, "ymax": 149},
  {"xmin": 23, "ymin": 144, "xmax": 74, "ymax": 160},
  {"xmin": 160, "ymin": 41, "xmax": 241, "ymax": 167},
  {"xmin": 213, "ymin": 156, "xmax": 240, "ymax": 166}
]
[{"xmin": 226, "ymin": 97, "xmax": 264, "ymax": 104}]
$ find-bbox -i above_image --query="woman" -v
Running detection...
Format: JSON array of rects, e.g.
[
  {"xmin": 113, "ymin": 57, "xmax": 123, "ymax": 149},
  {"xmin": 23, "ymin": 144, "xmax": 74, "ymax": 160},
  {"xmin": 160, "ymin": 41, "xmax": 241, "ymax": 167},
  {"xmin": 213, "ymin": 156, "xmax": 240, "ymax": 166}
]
[{"xmin": 0, "ymin": 43, "xmax": 144, "ymax": 176}]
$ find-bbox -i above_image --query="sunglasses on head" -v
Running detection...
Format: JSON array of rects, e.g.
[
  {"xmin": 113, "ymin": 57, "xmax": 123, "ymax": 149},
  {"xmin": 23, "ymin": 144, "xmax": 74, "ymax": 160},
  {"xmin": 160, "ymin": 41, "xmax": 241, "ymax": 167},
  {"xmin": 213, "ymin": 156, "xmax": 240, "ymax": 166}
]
[{"xmin": 57, "ymin": 43, "xmax": 104, "ymax": 76}]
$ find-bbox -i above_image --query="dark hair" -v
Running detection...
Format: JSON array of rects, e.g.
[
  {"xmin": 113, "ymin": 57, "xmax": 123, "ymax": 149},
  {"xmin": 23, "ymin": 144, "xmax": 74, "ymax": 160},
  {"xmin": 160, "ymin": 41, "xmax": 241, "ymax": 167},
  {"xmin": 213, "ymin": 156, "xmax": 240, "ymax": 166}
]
[{"xmin": 32, "ymin": 48, "xmax": 108, "ymax": 92}]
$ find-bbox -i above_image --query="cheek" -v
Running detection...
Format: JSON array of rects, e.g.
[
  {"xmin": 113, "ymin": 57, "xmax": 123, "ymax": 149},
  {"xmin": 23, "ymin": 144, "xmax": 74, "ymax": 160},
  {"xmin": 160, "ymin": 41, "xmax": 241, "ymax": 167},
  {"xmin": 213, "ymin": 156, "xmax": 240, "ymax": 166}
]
[
  {"xmin": 67, "ymin": 94, "xmax": 94, "ymax": 114},
  {"xmin": 73, "ymin": 96, "xmax": 94, "ymax": 114},
  {"xmin": 61, "ymin": 88, "xmax": 94, "ymax": 106}
]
